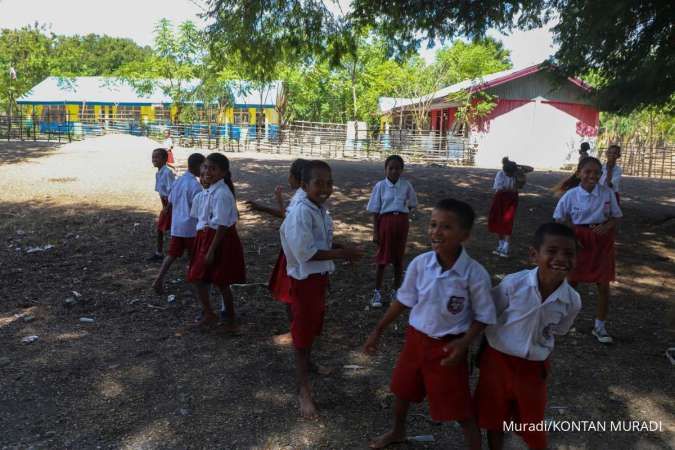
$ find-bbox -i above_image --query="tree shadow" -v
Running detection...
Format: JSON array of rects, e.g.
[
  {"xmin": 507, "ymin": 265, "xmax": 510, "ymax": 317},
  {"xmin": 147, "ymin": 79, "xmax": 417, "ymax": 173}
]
[{"xmin": 0, "ymin": 140, "xmax": 64, "ymax": 166}]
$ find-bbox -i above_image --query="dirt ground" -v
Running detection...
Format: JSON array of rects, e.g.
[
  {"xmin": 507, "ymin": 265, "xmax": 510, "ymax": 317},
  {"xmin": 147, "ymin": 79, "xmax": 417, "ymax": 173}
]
[{"xmin": 1, "ymin": 135, "xmax": 673, "ymax": 450}]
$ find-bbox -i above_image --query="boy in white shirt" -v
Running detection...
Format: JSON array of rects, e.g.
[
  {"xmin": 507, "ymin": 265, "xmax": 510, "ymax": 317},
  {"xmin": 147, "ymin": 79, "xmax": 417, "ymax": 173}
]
[
  {"xmin": 280, "ymin": 160, "xmax": 363, "ymax": 419},
  {"xmin": 152, "ymin": 153, "xmax": 205, "ymax": 294},
  {"xmin": 475, "ymin": 222, "xmax": 581, "ymax": 450},
  {"xmin": 150, "ymin": 148, "xmax": 175, "ymax": 261},
  {"xmin": 599, "ymin": 144, "xmax": 623, "ymax": 204},
  {"xmin": 363, "ymin": 198, "xmax": 496, "ymax": 450}
]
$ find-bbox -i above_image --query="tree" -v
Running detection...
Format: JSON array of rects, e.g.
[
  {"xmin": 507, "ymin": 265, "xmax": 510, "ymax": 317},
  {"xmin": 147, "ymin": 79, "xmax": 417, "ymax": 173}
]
[{"xmin": 204, "ymin": 0, "xmax": 674, "ymax": 113}]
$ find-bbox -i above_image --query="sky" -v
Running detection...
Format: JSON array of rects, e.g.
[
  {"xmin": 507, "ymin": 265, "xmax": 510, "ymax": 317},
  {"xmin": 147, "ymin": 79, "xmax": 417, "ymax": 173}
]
[{"xmin": 0, "ymin": 0, "xmax": 556, "ymax": 68}]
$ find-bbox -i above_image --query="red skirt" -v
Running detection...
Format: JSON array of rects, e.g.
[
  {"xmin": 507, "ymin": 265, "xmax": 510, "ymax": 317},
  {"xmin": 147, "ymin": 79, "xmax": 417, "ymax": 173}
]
[
  {"xmin": 167, "ymin": 150, "xmax": 175, "ymax": 165},
  {"xmin": 157, "ymin": 199, "xmax": 172, "ymax": 232},
  {"xmin": 488, "ymin": 191, "xmax": 519, "ymax": 236},
  {"xmin": 168, "ymin": 236, "xmax": 195, "ymax": 258},
  {"xmin": 289, "ymin": 274, "xmax": 329, "ymax": 349},
  {"xmin": 568, "ymin": 225, "xmax": 615, "ymax": 283},
  {"xmin": 268, "ymin": 250, "xmax": 292, "ymax": 304},
  {"xmin": 376, "ymin": 213, "xmax": 409, "ymax": 265},
  {"xmin": 187, "ymin": 227, "xmax": 246, "ymax": 287}
]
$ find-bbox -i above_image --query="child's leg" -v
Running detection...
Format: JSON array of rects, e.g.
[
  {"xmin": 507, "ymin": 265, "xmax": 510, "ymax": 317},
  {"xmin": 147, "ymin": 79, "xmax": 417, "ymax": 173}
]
[
  {"xmin": 369, "ymin": 397, "xmax": 410, "ymax": 449},
  {"xmin": 217, "ymin": 284, "xmax": 237, "ymax": 330},
  {"xmin": 286, "ymin": 304, "xmax": 293, "ymax": 323},
  {"xmin": 375, "ymin": 264, "xmax": 386, "ymax": 290},
  {"xmin": 458, "ymin": 419, "xmax": 482, "ymax": 450},
  {"xmin": 596, "ymin": 282, "xmax": 610, "ymax": 321},
  {"xmin": 152, "ymin": 255, "xmax": 176, "ymax": 294},
  {"xmin": 393, "ymin": 262, "xmax": 403, "ymax": 290},
  {"xmin": 194, "ymin": 282, "xmax": 217, "ymax": 322},
  {"xmin": 156, "ymin": 230, "xmax": 165, "ymax": 255},
  {"xmin": 487, "ymin": 430, "xmax": 505, "ymax": 450},
  {"xmin": 295, "ymin": 346, "xmax": 319, "ymax": 419}
]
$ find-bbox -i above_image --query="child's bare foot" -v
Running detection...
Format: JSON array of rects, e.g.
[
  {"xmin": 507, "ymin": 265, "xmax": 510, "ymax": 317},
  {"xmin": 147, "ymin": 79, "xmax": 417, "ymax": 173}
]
[
  {"xmin": 299, "ymin": 388, "xmax": 319, "ymax": 419},
  {"xmin": 152, "ymin": 277, "xmax": 164, "ymax": 295},
  {"xmin": 369, "ymin": 430, "xmax": 406, "ymax": 449},
  {"xmin": 272, "ymin": 332, "xmax": 293, "ymax": 346}
]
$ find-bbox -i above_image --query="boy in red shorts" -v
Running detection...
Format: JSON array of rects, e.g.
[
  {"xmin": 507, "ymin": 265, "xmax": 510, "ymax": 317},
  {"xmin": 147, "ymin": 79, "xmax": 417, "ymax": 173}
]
[
  {"xmin": 152, "ymin": 153, "xmax": 205, "ymax": 293},
  {"xmin": 475, "ymin": 222, "xmax": 581, "ymax": 449},
  {"xmin": 363, "ymin": 198, "xmax": 496, "ymax": 449}
]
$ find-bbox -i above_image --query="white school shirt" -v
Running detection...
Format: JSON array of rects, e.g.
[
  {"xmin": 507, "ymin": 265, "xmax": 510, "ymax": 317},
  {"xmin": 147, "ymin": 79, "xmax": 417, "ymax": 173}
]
[
  {"xmin": 287, "ymin": 188, "xmax": 306, "ymax": 212},
  {"xmin": 366, "ymin": 178, "xmax": 418, "ymax": 214},
  {"xmin": 155, "ymin": 165, "xmax": 175, "ymax": 198},
  {"xmin": 485, "ymin": 268, "xmax": 581, "ymax": 361},
  {"xmin": 163, "ymin": 137, "xmax": 174, "ymax": 149},
  {"xmin": 396, "ymin": 249, "xmax": 496, "ymax": 338},
  {"xmin": 280, "ymin": 197, "xmax": 335, "ymax": 280},
  {"xmin": 190, "ymin": 179, "xmax": 238, "ymax": 231},
  {"xmin": 553, "ymin": 184, "xmax": 622, "ymax": 225},
  {"xmin": 190, "ymin": 190, "xmax": 208, "ymax": 231},
  {"xmin": 493, "ymin": 170, "xmax": 516, "ymax": 191},
  {"xmin": 168, "ymin": 172, "xmax": 203, "ymax": 237},
  {"xmin": 599, "ymin": 163, "xmax": 622, "ymax": 193}
]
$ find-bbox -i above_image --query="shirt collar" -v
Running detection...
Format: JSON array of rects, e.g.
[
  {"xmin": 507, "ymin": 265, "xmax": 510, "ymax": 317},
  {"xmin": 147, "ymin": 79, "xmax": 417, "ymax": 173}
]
[
  {"xmin": 578, "ymin": 184, "xmax": 600, "ymax": 197},
  {"xmin": 299, "ymin": 196, "xmax": 325, "ymax": 213},
  {"xmin": 385, "ymin": 178, "xmax": 399, "ymax": 187},
  {"xmin": 426, "ymin": 247, "xmax": 470, "ymax": 277},
  {"xmin": 207, "ymin": 179, "xmax": 225, "ymax": 193},
  {"xmin": 527, "ymin": 267, "xmax": 573, "ymax": 305}
]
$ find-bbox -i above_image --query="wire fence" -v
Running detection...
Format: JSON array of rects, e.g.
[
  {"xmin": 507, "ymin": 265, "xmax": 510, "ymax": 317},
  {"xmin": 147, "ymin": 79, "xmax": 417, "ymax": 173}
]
[{"xmin": 597, "ymin": 144, "xmax": 675, "ymax": 179}]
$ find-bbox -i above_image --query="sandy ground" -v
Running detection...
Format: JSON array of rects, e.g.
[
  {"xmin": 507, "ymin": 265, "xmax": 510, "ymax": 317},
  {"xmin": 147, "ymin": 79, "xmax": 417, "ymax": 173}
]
[{"xmin": 0, "ymin": 134, "xmax": 674, "ymax": 450}]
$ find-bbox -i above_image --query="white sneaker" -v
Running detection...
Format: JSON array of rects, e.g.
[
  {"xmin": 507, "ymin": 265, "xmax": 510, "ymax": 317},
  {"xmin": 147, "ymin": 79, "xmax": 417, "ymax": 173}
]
[
  {"xmin": 592, "ymin": 326, "xmax": 614, "ymax": 344},
  {"xmin": 492, "ymin": 242, "xmax": 504, "ymax": 256},
  {"xmin": 371, "ymin": 290, "xmax": 383, "ymax": 308}
]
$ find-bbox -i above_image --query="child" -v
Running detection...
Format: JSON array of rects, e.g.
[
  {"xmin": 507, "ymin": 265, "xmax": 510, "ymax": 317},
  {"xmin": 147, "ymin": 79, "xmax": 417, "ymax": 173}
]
[
  {"xmin": 475, "ymin": 222, "xmax": 581, "ymax": 450},
  {"xmin": 187, "ymin": 153, "xmax": 246, "ymax": 330},
  {"xmin": 599, "ymin": 144, "xmax": 622, "ymax": 204},
  {"xmin": 280, "ymin": 160, "xmax": 363, "ymax": 418},
  {"xmin": 363, "ymin": 198, "xmax": 496, "ymax": 450},
  {"xmin": 554, "ymin": 157, "xmax": 622, "ymax": 344},
  {"xmin": 152, "ymin": 153, "xmax": 205, "ymax": 294},
  {"xmin": 245, "ymin": 158, "xmax": 308, "ymax": 219},
  {"xmin": 578, "ymin": 141, "xmax": 590, "ymax": 161},
  {"xmin": 150, "ymin": 148, "xmax": 175, "ymax": 261},
  {"xmin": 164, "ymin": 129, "xmax": 176, "ymax": 169},
  {"xmin": 488, "ymin": 157, "xmax": 520, "ymax": 257},
  {"xmin": 366, "ymin": 155, "xmax": 417, "ymax": 307}
]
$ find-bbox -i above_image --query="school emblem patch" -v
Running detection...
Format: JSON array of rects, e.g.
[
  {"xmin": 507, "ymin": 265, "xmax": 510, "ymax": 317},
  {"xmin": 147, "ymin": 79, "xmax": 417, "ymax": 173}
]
[{"xmin": 447, "ymin": 296, "xmax": 465, "ymax": 314}]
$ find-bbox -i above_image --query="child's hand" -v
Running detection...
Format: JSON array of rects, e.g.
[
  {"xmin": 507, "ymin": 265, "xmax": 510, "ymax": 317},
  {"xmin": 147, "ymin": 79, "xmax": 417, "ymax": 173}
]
[
  {"xmin": 274, "ymin": 185, "xmax": 284, "ymax": 196},
  {"xmin": 363, "ymin": 331, "xmax": 381, "ymax": 355},
  {"xmin": 440, "ymin": 339, "xmax": 470, "ymax": 367},
  {"xmin": 342, "ymin": 245, "xmax": 364, "ymax": 262},
  {"xmin": 372, "ymin": 230, "xmax": 379, "ymax": 244}
]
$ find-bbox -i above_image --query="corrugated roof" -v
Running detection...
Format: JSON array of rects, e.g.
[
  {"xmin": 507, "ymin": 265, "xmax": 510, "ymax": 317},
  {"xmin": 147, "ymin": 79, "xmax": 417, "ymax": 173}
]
[{"xmin": 17, "ymin": 77, "xmax": 282, "ymax": 107}]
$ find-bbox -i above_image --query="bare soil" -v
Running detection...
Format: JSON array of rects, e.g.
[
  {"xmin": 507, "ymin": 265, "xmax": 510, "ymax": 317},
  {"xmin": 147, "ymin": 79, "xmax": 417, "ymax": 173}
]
[{"xmin": 1, "ymin": 135, "xmax": 673, "ymax": 449}]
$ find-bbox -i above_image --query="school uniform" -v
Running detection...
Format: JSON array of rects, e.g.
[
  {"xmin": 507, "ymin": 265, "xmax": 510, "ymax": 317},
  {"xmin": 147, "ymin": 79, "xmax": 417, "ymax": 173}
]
[
  {"xmin": 600, "ymin": 163, "xmax": 623, "ymax": 204},
  {"xmin": 167, "ymin": 172, "xmax": 203, "ymax": 258},
  {"xmin": 280, "ymin": 196, "xmax": 334, "ymax": 349},
  {"xmin": 268, "ymin": 188, "xmax": 307, "ymax": 304},
  {"xmin": 155, "ymin": 165, "xmax": 175, "ymax": 232},
  {"xmin": 476, "ymin": 268, "xmax": 581, "ymax": 449},
  {"xmin": 553, "ymin": 184, "xmax": 622, "ymax": 283},
  {"xmin": 487, "ymin": 170, "xmax": 518, "ymax": 235},
  {"xmin": 366, "ymin": 178, "xmax": 417, "ymax": 265},
  {"xmin": 390, "ymin": 249, "xmax": 496, "ymax": 422},
  {"xmin": 187, "ymin": 180, "xmax": 246, "ymax": 287},
  {"xmin": 163, "ymin": 137, "xmax": 175, "ymax": 165}
]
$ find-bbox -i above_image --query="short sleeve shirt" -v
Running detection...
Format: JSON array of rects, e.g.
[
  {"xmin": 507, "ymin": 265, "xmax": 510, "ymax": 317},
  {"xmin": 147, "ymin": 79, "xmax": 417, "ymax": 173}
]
[
  {"xmin": 553, "ymin": 185, "xmax": 622, "ymax": 225},
  {"xmin": 366, "ymin": 178, "xmax": 418, "ymax": 214}
]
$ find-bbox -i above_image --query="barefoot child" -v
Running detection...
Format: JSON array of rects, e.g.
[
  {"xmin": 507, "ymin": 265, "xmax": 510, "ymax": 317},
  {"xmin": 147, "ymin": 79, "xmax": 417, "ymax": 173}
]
[
  {"xmin": 150, "ymin": 148, "xmax": 175, "ymax": 261},
  {"xmin": 152, "ymin": 153, "xmax": 205, "ymax": 293},
  {"xmin": 554, "ymin": 157, "xmax": 622, "ymax": 344},
  {"xmin": 187, "ymin": 153, "xmax": 246, "ymax": 330},
  {"xmin": 599, "ymin": 144, "xmax": 622, "ymax": 204},
  {"xmin": 280, "ymin": 160, "xmax": 363, "ymax": 418},
  {"xmin": 488, "ymin": 157, "xmax": 522, "ymax": 257},
  {"xmin": 363, "ymin": 198, "xmax": 496, "ymax": 449},
  {"xmin": 475, "ymin": 222, "xmax": 581, "ymax": 450},
  {"xmin": 366, "ymin": 155, "xmax": 417, "ymax": 307}
]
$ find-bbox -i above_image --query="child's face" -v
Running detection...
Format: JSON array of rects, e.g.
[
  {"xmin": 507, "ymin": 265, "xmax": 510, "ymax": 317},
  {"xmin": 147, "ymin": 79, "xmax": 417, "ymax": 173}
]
[
  {"xmin": 428, "ymin": 209, "xmax": 470, "ymax": 256},
  {"xmin": 606, "ymin": 147, "xmax": 620, "ymax": 162},
  {"xmin": 530, "ymin": 234, "xmax": 577, "ymax": 284},
  {"xmin": 204, "ymin": 159, "xmax": 226, "ymax": 185},
  {"xmin": 303, "ymin": 168, "xmax": 333, "ymax": 205},
  {"xmin": 199, "ymin": 163, "xmax": 210, "ymax": 188},
  {"xmin": 579, "ymin": 162, "xmax": 601, "ymax": 191},
  {"xmin": 385, "ymin": 160, "xmax": 403, "ymax": 183},
  {"xmin": 288, "ymin": 173, "xmax": 301, "ymax": 190},
  {"xmin": 152, "ymin": 150, "xmax": 166, "ymax": 168}
]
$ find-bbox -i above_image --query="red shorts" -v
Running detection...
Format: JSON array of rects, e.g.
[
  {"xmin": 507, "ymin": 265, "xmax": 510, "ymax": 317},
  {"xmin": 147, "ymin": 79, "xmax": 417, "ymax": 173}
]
[
  {"xmin": 569, "ymin": 225, "xmax": 615, "ymax": 283},
  {"xmin": 187, "ymin": 227, "xmax": 246, "ymax": 287},
  {"xmin": 475, "ymin": 345, "xmax": 549, "ymax": 449},
  {"xmin": 390, "ymin": 326, "xmax": 473, "ymax": 422},
  {"xmin": 375, "ymin": 213, "xmax": 409, "ymax": 265},
  {"xmin": 488, "ymin": 191, "xmax": 519, "ymax": 236},
  {"xmin": 268, "ymin": 250, "xmax": 292, "ymax": 304},
  {"xmin": 167, "ymin": 236, "xmax": 195, "ymax": 258},
  {"xmin": 289, "ymin": 274, "xmax": 329, "ymax": 349},
  {"xmin": 157, "ymin": 200, "xmax": 172, "ymax": 232}
]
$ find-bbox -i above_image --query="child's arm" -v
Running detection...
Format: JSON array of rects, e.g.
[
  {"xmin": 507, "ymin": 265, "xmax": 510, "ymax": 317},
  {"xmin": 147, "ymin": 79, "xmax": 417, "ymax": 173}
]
[
  {"xmin": 205, "ymin": 225, "xmax": 229, "ymax": 266},
  {"xmin": 371, "ymin": 214, "xmax": 379, "ymax": 243},
  {"xmin": 363, "ymin": 301, "xmax": 409, "ymax": 354},
  {"xmin": 594, "ymin": 189, "xmax": 623, "ymax": 235},
  {"xmin": 311, "ymin": 246, "xmax": 363, "ymax": 263},
  {"xmin": 274, "ymin": 185, "xmax": 285, "ymax": 215},
  {"xmin": 441, "ymin": 320, "xmax": 487, "ymax": 367},
  {"xmin": 244, "ymin": 200, "xmax": 285, "ymax": 218},
  {"xmin": 366, "ymin": 183, "xmax": 382, "ymax": 241},
  {"xmin": 550, "ymin": 297, "xmax": 582, "ymax": 336}
]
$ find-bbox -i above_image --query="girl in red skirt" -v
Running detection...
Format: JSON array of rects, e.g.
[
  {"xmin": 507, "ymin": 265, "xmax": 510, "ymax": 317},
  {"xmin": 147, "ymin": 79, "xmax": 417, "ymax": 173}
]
[
  {"xmin": 366, "ymin": 155, "xmax": 417, "ymax": 308},
  {"xmin": 554, "ymin": 156, "xmax": 622, "ymax": 344},
  {"xmin": 488, "ymin": 157, "xmax": 527, "ymax": 258},
  {"xmin": 150, "ymin": 148, "xmax": 175, "ymax": 261},
  {"xmin": 187, "ymin": 153, "xmax": 246, "ymax": 331}
]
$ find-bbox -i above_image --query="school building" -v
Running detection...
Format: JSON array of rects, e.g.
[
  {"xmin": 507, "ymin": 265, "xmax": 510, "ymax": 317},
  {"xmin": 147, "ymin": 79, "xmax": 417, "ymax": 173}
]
[
  {"xmin": 16, "ymin": 77, "xmax": 282, "ymax": 140},
  {"xmin": 378, "ymin": 63, "xmax": 599, "ymax": 168}
]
